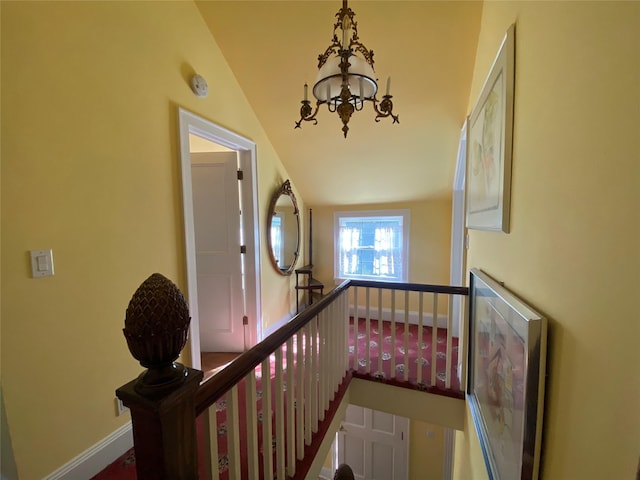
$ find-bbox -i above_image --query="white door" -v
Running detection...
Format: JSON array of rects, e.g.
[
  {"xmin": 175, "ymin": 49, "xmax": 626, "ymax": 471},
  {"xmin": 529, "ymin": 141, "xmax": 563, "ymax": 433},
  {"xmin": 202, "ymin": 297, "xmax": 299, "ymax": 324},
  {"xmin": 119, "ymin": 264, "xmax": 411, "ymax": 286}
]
[
  {"xmin": 191, "ymin": 152, "xmax": 244, "ymax": 352},
  {"xmin": 337, "ymin": 405, "xmax": 408, "ymax": 480}
]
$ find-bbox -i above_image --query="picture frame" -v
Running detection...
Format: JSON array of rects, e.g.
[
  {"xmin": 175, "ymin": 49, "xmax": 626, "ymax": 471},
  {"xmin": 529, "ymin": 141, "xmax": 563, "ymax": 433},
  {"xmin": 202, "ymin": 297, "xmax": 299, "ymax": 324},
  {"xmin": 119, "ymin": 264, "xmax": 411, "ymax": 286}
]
[
  {"xmin": 466, "ymin": 24, "xmax": 515, "ymax": 232},
  {"xmin": 467, "ymin": 268, "xmax": 547, "ymax": 480}
]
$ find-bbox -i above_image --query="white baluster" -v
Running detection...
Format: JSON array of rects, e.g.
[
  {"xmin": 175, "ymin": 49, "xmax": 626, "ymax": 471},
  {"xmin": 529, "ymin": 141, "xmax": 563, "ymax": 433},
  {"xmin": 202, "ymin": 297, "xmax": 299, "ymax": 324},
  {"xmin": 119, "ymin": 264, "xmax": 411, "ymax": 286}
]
[
  {"xmin": 378, "ymin": 288, "xmax": 383, "ymax": 377},
  {"xmin": 391, "ymin": 290, "xmax": 396, "ymax": 378},
  {"xmin": 226, "ymin": 386, "xmax": 241, "ymax": 479},
  {"xmin": 330, "ymin": 302, "xmax": 335, "ymax": 397},
  {"xmin": 333, "ymin": 300, "xmax": 340, "ymax": 394},
  {"xmin": 246, "ymin": 370, "xmax": 259, "ymax": 478},
  {"xmin": 274, "ymin": 347, "xmax": 285, "ymax": 480},
  {"xmin": 208, "ymin": 405, "xmax": 219, "ymax": 480},
  {"xmin": 326, "ymin": 305, "xmax": 332, "ymax": 405},
  {"xmin": 404, "ymin": 290, "xmax": 410, "ymax": 381},
  {"xmin": 330, "ymin": 300, "xmax": 337, "ymax": 393},
  {"xmin": 417, "ymin": 292, "xmax": 424, "ymax": 386},
  {"xmin": 365, "ymin": 287, "xmax": 371, "ymax": 374},
  {"xmin": 286, "ymin": 337, "xmax": 296, "ymax": 476},
  {"xmin": 431, "ymin": 293, "xmax": 439, "ymax": 386},
  {"xmin": 318, "ymin": 311, "xmax": 326, "ymax": 421},
  {"xmin": 296, "ymin": 330, "xmax": 304, "ymax": 460},
  {"xmin": 261, "ymin": 358, "xmax": 274, "ymax": 480},
  {"xmin": 344, "ymin": 292, "xmax": 350, "ymax": 373},
  {"xmin": 352, "ymin": 286, "xmax": 358, "ymax": 371},
  {"xmin": 460, "ymin": 295, "xmax": 469, "ymax": 391},
  {"xmin": 446, "ymin": 295, "xmax": 454, "ymax": 389},
  {"xmin": 304, "ymin": 323, "xmax": 313, "ymax": 444},
  {"xmin": 310, "ymin": 318, "xmax": 318, "ymax": 433}
]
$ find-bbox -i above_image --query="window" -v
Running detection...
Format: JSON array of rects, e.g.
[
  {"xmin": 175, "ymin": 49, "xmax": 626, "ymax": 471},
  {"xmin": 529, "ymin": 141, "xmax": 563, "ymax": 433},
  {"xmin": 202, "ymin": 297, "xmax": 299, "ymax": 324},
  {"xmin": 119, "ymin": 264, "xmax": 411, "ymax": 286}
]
[
  {"xmin": 334, "ymin": 210, "xmax": 409, "ymax": 282},
  {"xmin": 270, "ymin": 213, "xmax": 284, "ymax": 267}
]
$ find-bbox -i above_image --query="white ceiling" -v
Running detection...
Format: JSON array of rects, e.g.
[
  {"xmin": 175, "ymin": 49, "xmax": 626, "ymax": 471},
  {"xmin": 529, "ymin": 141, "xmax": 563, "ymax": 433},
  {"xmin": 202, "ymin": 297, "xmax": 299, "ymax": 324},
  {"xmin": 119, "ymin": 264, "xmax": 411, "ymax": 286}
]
[{"xmin": 196, "ymin": 1, "xmax": 482, "ymax": 206}]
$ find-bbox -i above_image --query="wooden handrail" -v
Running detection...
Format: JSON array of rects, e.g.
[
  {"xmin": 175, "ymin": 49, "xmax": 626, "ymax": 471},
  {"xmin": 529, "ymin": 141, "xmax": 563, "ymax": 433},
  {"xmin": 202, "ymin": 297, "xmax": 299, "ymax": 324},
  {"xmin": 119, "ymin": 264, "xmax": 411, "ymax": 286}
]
[
  {"xmin": 195, "ymin": 279, "xmax": 351, "ymax": 415},
  {"xmin": 350, "ymin": 279, "xmax": 468, "ymax": 296}
]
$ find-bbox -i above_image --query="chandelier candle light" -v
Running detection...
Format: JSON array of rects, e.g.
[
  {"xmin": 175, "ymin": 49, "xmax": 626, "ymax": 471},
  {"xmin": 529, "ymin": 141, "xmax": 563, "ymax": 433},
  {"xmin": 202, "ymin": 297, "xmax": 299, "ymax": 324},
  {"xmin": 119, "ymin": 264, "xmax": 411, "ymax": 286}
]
[{"xmin": 295, "ymin": 0, "xmax": 399, "ymax": 138}]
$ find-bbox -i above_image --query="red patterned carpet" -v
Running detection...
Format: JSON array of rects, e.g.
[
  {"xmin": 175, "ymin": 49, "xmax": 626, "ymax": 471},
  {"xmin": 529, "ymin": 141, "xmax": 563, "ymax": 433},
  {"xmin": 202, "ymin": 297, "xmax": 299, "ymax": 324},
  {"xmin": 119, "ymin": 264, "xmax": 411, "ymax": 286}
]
[
  {"xmin": 90, "ymin": 448, "xmax": 137, "ymax": 480},
  {"xmin": 92, "ymin": 318, "xmax": 459, "ymax": 479},
  {"xmin": 349, "ymin": 317, "xmax": 460, "ymax": 392}
]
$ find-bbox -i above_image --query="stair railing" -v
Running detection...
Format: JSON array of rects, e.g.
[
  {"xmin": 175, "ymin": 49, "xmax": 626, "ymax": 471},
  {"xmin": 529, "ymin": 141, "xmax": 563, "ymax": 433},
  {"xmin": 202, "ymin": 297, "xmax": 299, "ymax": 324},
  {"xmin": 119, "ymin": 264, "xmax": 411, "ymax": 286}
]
[
  {"xmin": 116, "ymin": 274, "xmax": 468, "ymax": 480},
  {"xmin": 195, "ymin": 281, "xmax": 351, "ymax": 479},
  {"xmin": 348, "ymin": 280, "xmax": 469, "ymax": 395},
  {"xmin": 117, "ymin": 274, "xmax": 351, "ymax": 480}
]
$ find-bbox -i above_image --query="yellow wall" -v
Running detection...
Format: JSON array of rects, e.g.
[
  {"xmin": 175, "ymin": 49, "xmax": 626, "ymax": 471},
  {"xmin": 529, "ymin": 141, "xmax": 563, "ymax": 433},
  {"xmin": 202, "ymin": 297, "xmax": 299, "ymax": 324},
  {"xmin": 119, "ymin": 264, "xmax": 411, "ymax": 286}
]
[
  {"xmin": 409, "ymin": 420, "xmax": 444, "ymax": 480},
  {"xmin": 309, "ymin": 200, "xmax": 453, "ymax": 317},
  {"xmin": 311, "ymin": 199, "xmax": 453, "ymax": 288},
  {"xmin": 454, "ymin": 2, "xmax": 640, "ymax": 479},
  {"xmin": 0, "ymin": 1, "xmax": 297, "ymax": 477}
]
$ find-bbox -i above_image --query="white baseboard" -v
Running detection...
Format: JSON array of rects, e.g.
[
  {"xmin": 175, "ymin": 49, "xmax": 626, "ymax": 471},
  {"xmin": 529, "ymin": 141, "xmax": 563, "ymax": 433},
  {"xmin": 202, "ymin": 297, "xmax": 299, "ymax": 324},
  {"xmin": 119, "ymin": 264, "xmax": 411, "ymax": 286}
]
[
  {"xmin": 45, "ymin": 422, "xmax": 133, "ymax": 480},
  {"xmin": 262, "ymin": 311, "xmax": 295, "ymax": 338},
  {"xmin": 350, "ymin": 305, "xmax": 460, "ymax": 337},
  {"xmin": 264, "ymin": 306, "xmax": 462, "ymax": 337}
]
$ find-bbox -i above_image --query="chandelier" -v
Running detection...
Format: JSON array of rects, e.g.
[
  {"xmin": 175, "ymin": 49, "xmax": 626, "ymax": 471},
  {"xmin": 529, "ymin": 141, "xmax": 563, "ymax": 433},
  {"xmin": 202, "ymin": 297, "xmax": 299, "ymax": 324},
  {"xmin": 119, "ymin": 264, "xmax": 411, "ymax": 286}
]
[{"xmin": 294, "ymin": 0, "xmax": 399, "ymax": 138}]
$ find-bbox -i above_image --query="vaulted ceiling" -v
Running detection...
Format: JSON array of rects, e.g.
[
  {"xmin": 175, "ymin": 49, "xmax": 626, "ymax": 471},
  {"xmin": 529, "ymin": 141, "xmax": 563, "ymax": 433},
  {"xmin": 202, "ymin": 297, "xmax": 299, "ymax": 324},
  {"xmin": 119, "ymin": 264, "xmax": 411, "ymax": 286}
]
[{"xmin": 196, "ymin": 1, "xmax": 482, "ymax": 206}]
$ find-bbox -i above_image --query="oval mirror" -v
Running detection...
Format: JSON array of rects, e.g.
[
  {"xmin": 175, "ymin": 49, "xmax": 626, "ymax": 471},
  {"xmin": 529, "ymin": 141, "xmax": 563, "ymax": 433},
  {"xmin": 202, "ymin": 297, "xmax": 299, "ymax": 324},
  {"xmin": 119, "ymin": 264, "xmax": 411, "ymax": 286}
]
[{"xmin": 267, "ymin": 180, "xmax": 300, "ymax": 275}]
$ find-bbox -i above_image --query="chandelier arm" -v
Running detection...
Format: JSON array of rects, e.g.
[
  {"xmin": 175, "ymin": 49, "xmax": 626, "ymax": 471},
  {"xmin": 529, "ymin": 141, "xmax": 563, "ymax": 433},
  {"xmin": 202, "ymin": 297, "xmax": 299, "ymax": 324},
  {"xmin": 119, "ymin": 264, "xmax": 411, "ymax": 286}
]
[
  {"xmin": 294, "ymin": 101, "xmax": 321, "ymax": 129},
  {"xmin": 373, "ymin": 95, "xmax": 400, "ymax": 124},
  {"xmin": 350, "ymin": 41, "xmax": 375, "ymax": 68},
  {"xmin": 317, "ymin": 40, "xmax": 340, "ymax": 69}
]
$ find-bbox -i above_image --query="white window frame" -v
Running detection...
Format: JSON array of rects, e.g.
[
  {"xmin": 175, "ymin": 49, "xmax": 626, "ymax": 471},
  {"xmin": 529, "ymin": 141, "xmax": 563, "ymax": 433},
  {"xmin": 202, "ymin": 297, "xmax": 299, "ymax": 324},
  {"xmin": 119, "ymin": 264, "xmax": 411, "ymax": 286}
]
[
  {"xmin": 334, "ymin": 209, "xmax": 410, "ymax": 283},
  {"xmin": 270, "ymin": 212, "xmax": 284, "ymax": 268}
]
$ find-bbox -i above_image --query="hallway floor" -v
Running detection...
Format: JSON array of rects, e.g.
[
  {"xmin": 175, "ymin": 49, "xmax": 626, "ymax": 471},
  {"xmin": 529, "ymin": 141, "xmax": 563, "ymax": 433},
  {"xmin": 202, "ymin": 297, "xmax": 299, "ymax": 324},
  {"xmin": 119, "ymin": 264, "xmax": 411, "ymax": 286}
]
[{"xmin": 201, "ymin": 352, "xmax": 242, "ymax": 381}]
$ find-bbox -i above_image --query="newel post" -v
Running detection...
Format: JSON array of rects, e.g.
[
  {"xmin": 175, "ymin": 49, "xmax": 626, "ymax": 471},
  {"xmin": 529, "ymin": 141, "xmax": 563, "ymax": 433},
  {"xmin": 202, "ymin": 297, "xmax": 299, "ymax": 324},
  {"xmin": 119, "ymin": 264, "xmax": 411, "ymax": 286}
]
[{"xmin": 116, "ymin": 273, "xmax": 203, "ymax": 480}]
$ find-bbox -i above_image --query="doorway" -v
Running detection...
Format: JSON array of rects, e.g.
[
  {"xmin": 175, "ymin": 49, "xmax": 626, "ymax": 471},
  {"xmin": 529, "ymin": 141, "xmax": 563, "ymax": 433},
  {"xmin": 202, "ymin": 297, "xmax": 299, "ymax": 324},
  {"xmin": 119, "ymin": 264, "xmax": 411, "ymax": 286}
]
[{"xmin": 178, "ymin": 108, "xmax": 261, "ymax": 370}]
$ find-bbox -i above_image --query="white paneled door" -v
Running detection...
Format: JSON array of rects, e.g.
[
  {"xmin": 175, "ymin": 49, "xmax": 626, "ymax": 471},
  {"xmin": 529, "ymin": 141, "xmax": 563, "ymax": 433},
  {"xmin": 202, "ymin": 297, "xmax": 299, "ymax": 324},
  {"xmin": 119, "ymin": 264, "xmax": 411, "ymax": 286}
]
[
  {"xmin": 337, "ymin": 405, "xmax": 408, "ymax": 480},
  {"xmin": 191, "ymin": 152, "xmax": 244, "ymax": 352}
]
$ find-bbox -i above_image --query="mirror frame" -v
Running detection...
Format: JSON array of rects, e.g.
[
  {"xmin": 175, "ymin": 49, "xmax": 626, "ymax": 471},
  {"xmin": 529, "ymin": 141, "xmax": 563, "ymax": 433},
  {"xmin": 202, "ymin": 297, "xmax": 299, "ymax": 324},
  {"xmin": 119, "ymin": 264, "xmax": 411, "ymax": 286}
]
[{"xmin": 267, "ymin": 179, "xmax": 300, "ymax": 276}]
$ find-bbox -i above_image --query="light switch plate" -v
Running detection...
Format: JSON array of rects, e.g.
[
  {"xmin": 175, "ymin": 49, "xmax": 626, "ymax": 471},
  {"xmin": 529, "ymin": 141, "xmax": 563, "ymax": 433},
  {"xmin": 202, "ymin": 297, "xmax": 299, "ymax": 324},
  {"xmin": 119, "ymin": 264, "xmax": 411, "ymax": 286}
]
[{"xmin": 30, "ymin": 249, "xmax": 54, "ymax": 278}]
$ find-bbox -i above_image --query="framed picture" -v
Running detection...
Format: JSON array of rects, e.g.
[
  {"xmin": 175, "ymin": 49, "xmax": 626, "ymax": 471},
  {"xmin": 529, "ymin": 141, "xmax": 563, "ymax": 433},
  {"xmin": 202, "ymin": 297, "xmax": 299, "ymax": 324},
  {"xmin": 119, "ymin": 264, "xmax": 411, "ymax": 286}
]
[
  {"xmin": 468, "ymin": 268, "xmax": 547, "ymax": 480},
  {"xmin": 466, "ymin": 24, "xmax": 515, "ymax": 232}
]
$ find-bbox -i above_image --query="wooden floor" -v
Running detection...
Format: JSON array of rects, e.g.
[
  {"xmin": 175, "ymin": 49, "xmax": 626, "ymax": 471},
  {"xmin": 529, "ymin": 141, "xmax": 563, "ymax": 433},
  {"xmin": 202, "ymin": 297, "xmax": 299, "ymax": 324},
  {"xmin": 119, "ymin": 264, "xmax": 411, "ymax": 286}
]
[{"xmin": 200, "ymin": 352, "xmax": 241, "ymax": 381}]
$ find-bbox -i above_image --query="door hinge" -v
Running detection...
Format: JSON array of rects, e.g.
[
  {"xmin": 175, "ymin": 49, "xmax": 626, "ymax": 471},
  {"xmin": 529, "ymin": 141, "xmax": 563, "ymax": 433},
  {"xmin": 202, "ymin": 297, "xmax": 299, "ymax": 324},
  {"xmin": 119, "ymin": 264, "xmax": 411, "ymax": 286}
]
[
  {"xmin": 242, "ymin": 315, "xmax": 249, "ymax": 325},
  {"xmin": 240, "ymin": 245, "xmax": 247, "ymax": 254},
  {"xmin": 237, "ymin": 170, "xmax": 244, "ymax": 180}
]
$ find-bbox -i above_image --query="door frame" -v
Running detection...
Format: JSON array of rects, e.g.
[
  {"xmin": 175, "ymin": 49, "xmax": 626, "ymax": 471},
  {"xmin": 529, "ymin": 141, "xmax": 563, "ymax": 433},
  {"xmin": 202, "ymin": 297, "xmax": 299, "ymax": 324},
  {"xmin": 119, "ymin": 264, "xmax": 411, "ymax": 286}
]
[
  {"xmin": 178, "ymin": 107, "xmax": 262, "ymax": 369},
  {"xmin": 450, "ymin": 120, "xmax": 467, "ymax": 287},
  {"xmin": 446, "ymin": 119, "xmax": 468, "ymax": 480}
]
